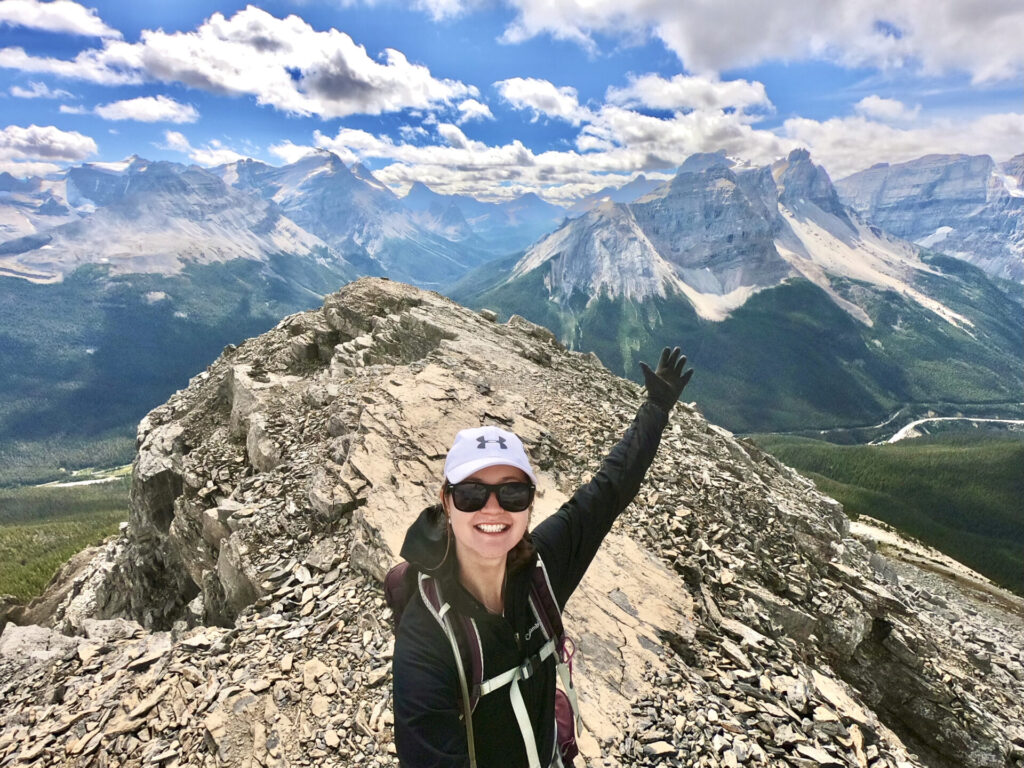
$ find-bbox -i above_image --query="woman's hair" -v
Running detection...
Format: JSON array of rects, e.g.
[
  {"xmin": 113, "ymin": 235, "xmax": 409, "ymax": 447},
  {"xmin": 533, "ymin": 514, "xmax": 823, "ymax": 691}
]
[{"xmin": 505, "ymin": 532, "xmax": 536, "ymax": 576}]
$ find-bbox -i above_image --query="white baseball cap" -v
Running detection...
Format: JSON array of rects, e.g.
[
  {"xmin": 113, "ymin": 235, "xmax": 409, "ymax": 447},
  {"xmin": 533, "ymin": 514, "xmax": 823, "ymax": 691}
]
[{"xmin": 443, "ymin": 426, "xmax": 537, "ymax": 484}]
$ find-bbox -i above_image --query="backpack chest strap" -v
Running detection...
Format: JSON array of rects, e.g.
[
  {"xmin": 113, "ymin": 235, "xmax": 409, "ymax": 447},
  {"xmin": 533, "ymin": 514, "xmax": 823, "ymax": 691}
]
[
  {"xmin": 475, "ymin": 640, "xmax": 555, "ymax": 768},
  {"xmin": 477, "ymin": 637, "xmax": 557, "ymax": 696}
]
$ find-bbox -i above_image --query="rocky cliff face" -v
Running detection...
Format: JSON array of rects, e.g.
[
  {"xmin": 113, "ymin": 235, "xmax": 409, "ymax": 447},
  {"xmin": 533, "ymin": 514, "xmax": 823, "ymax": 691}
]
[
  {"xmin": 2, "ymin": 278, "xmax": 1023, "ymax": 768},
  {"xmin": 513, "ymin": 201, "xmax": 684, "ymax": 304},
  {"xmin": 631, "ymin": 157, "xmax": 789, "ymax": 299},
  {"xmin": 835, "ymin": 154, "xmax": 1024, "ymax": 283}
]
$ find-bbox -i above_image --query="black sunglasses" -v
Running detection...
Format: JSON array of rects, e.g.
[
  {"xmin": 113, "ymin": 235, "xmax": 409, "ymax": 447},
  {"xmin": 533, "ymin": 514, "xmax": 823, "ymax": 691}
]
[{"xmin": 446, "ymin": 481, "xmax": 535, "ymax": 512}]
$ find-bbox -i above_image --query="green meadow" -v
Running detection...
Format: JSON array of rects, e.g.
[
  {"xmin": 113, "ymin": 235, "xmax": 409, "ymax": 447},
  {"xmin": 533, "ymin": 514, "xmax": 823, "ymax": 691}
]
[{"xmin": 0, "ymin": 474, "xmax": 129, "ymax": 601}]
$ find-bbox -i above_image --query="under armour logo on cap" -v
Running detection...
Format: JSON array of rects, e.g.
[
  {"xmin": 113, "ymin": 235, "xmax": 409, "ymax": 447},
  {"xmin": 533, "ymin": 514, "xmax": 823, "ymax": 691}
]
[
  {"xmin": 477, "ymin": 436, "xmax": 508, "ymax": 449},
  {"xmin": 444, "ymin": 426, "xmax": 537, "ymax": 485}
]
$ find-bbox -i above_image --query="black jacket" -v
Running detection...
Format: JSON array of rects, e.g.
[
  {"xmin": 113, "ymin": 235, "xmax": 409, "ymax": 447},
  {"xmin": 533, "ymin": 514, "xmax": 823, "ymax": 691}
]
[{"xmin": 393, "ymin": 400, "xmax": 669, "ymax": 768}]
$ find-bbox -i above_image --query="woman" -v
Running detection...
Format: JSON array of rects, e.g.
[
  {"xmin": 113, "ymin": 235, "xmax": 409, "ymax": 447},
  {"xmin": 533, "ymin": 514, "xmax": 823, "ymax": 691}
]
[{"xmin": 393, "ymin": 347, "xmax": 693, "ymax": 768}]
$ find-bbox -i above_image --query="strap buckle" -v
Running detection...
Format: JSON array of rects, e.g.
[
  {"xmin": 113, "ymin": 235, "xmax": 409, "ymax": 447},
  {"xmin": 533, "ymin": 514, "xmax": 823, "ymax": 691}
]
[{"xmin": 518, "ymin": 655, "xmax": 537, "ymax": 680}]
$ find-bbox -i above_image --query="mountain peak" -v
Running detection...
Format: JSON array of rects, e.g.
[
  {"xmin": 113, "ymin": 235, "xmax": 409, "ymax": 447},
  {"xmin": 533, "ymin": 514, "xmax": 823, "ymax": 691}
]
[
  {"xmin": 836, "ymin": 152, "xmax": 1022, "ymax": 281},
  {"xmin": 514, "ymin": 200, "xmax": 683, "ymax": 305},
  {"xmin": 0, "ymin": 171, "xmax": 34, "ymax": 191},
  {"xmin": 774, "ymin": 148, "xmax": 851, "ymax": 226},
  {"xmin": 402, "ymin": 181, "xmax": 444, "ymax": 211},
  {"xmin": 350, "ymin": 162, "xmax": 391, "ymax": 194},
  {"xmin": 678, "ymin": 150, "xmax": 733, "ymax": 175}
]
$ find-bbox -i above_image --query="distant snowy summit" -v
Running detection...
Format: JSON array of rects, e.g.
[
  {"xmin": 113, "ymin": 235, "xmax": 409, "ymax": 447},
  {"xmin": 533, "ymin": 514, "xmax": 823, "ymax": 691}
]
[
  {"xmin": 0, "ymin": 150, "xmax": 548, "ymax": 287},
  {"xmin": 0, "ymin": 156, "xmax": 332, "ymax": 284}
]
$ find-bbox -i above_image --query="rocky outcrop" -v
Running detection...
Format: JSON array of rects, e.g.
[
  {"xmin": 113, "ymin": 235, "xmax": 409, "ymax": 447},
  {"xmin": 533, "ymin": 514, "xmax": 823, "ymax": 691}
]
[
  {"xmin": 775, "ymin": 149, "xmax": 855, "ymax": 230},
  {"xmin": 631, "ymin": 157, "xmax": 791, "ymax": 298},
  {"xmin": 1, "ymin": 278, "xmax": 1022, "ymax": 767}
]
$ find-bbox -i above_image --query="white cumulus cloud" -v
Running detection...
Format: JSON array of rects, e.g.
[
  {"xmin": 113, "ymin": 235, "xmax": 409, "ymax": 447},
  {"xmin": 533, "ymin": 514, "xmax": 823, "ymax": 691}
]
[
  {"xmin": 95, "ymin": 95, "xmax": 199, "ymax": 123},
  {"xmin": 0, "ymin": 44, "xmax": 144, "ymax": 85},
  {"xmin": 784, "ymin": 112, "xmax": 1024, "ymax": 179},
  {"xmin": 0, "ymin": 123, "xmax": 97, "ymax": 162},
  {"xmin": 497, "ymin": 0, "xmax": 1024, "ymax": 83},
  {"xmin": 412, "ymin": 0, "xmax": 473, "ymax": 20},
  {"xmin": 606, "ymin": 73, "xmax": 772, "ymax": 115},
  {"xmin": 456, "ymin": 98, "xmax": 494, "ymax": 124},
  {"xmin": 9, "ymin": 80, "xmax": 72, "ymax": 99},
  {"xmin": 0, "ymin": 7, "xmax": 476, "ymax": 120},
  {"xmin": 269, "ymin": 140, "xmax": 324, "ymax": 165},
  {"xmin": 495, "ymin": 77, "xmax": 588, "ymax": 125},
  {"xmin": 853, "ymin": 95, "xmax": 921, "ymax": 123},
  {"xmin": 0, "ymin": 0, "xmax": 121, "ymax": 39},
  {"xmin": 0, "ymin": 159, "xmax": 62, "ymax": 177},
  {"xmin": 309, "ymin": 101, "xmax": 795, "ymax": 203},
  {"xmin": 160, "ymin": 130, "xmax": 249, "ymax": 166}
]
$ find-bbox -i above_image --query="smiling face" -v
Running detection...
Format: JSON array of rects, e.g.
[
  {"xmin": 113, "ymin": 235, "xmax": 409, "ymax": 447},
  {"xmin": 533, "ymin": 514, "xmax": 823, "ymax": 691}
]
[{"xmin": 442, "ymin": 464, "xmax": 532, "ymax": 570}]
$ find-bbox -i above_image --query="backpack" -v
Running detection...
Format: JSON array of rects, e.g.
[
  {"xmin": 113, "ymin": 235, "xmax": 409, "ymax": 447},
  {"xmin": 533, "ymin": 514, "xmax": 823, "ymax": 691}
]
[{"xmin": 385, "ymin": 555, "xmax": 581, "ymax": 768}]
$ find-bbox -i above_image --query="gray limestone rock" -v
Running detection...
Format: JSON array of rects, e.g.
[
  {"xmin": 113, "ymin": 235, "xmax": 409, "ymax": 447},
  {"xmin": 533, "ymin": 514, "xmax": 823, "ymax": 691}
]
[{"xmin": 836, "ymin": 154, "xmax": 1024, "ymax": 282}]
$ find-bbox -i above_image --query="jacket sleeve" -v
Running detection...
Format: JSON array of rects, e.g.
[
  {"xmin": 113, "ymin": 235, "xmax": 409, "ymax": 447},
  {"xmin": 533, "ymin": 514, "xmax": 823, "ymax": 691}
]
[
  {"xmin": 393, "ymin": 597, "xmax": 469, "ymax": 768},
  {"xmin": 531, "ymin": 400, "xmax": 670, "ymax": 609}
]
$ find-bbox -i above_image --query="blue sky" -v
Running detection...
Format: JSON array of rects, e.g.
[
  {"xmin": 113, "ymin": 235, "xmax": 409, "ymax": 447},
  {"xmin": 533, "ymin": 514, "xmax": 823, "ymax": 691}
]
[{"xmin": 1, "ymin": 0, "xmax": 1022, "ymax": 202}]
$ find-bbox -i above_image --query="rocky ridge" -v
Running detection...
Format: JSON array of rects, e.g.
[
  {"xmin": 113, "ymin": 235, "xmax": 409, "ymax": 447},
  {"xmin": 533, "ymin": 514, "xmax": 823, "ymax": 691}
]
[{"xmin": 2, "ymin": 278, "xmax": 1023, "ymax": 768}]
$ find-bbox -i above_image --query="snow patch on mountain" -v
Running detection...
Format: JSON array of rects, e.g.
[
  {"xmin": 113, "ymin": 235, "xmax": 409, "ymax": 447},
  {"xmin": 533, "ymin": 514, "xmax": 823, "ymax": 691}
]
[
  {"xmin": 88, "ymin": 160, "xmax": 134, "ymax": 173},
  {"xmin": 916, "ymin": 226, "xmax": 954, "ymax": 248},
  {"xmin": 997, "ymin": 173, "xmax": 1023, "ymax": 198},
  {"xmin": 777, "ymin": 208, "xmax": 973, "ymax": 330},
  {"xmin": 350, "ymin": 163, "xmax": 391, "ymax": 194}
]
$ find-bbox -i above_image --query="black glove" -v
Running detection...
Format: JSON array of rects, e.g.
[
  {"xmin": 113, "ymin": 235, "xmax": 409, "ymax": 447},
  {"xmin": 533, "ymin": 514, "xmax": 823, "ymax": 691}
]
[{"xmin": 639, "ymin": 346, "xmax": 694, "ymax": 411}]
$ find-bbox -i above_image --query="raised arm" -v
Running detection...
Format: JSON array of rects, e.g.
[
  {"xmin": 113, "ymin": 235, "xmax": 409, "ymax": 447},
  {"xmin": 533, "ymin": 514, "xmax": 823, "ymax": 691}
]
[{"xmin": 532, "ymin": 347, "xmax": 693, "ymax": 607}]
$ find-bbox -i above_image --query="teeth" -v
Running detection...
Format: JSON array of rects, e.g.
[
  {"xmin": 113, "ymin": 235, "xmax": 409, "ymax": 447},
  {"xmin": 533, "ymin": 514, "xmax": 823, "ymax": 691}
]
[{"xmin": 476, "ymin": 523, "xmax": 508, "ymax": 533}]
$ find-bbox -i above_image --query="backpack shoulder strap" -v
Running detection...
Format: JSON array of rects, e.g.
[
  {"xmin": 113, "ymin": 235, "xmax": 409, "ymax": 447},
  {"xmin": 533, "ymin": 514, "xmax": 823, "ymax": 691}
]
[
  {"xmin": 528, "ymin": 555, "xmax": 582, "ymax": 736},
  {"xmin": 528, "ymin": 554, "xmax": 564, "ymax": 641},
  {"xmin": 384, "ymin": 561, "xmax": 416, "ymax": 628},
  {"xmin": 416, "ymin": 572, "xmax": 482, "ymax": 768}
]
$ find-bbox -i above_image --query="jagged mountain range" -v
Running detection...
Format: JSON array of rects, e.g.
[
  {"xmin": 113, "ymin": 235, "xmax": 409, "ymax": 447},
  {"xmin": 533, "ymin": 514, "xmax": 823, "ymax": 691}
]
[
  {"xmin": 836, "ymin": 153, "xmax": 1024, "ymax": 283},
  {"xmin": 0, "ymin": 150, "xmax": 551, "ymax": 288},
  {"xmin": 2, "ymin": 279, "xmax": 1022, "ymax": 768},
  {"xmin": 0, "ymin": 152, "xmax": 564, "ymax": 452},
  {"xmin": 0, "ymin": 156, "xmax": 347, "ymax": 283},
  {"xmin": 0, "ymin": 148, "xmax": 1021, "ymax": 453},
  {"xmin": 400, "ymin": 180, "xmax": 566, "ymax": 253},
  {"xmin": 453, "ymin": 150, "xmax": 1023, "ymax": 433}
]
